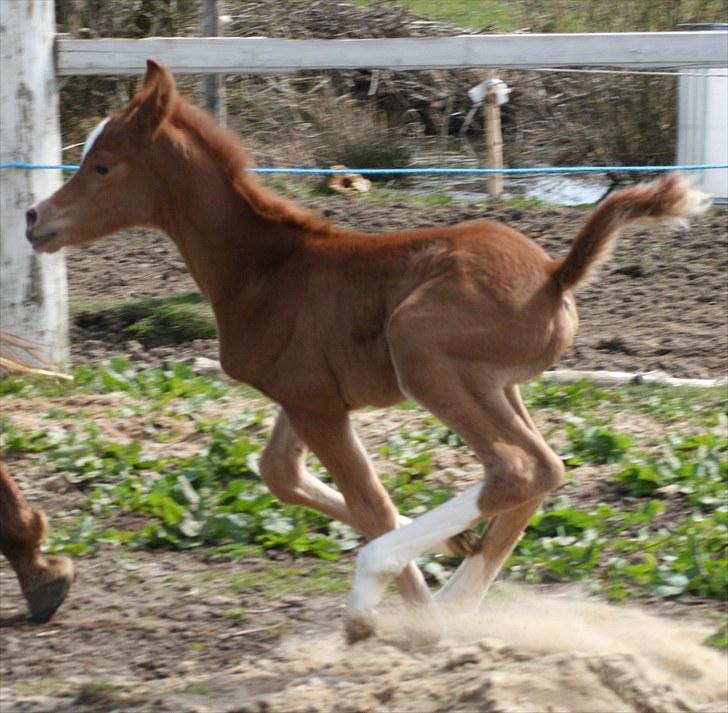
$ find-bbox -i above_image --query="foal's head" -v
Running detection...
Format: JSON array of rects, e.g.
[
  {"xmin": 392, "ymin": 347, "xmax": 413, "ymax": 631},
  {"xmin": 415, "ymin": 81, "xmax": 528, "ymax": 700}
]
[{"xmin": 26, "ymin": 60, "xmax": 177, "ymax": 253}]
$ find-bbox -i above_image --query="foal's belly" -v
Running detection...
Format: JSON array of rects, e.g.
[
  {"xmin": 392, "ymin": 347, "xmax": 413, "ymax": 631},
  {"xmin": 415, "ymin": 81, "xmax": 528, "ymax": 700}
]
[{"xmin": 331, "ymin": 344, "xmax": 406, "ymax": 410}]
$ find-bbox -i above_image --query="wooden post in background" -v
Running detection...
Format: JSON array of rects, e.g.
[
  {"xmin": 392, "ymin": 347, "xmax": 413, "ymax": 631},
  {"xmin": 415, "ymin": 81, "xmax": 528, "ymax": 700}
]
[
  {"xmin": 200, "ymin": 0, "xmax": 226, "ymax": 125},
  {"xmin": 0, "ymin": 1, "xmax": 69, "ymax": 367},
  {"xmin": 485, "ymin": 83, "xmax": 504, "ymax": 199},
  {"xmin": 65, "ymin": 0, "xmax": 82, "ymax": 36}
]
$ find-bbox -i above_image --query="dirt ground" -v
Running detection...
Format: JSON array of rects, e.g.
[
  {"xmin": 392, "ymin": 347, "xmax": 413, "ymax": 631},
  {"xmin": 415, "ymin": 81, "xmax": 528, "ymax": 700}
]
[
  {"xmin": 2, "ymin": 197, "xmax": 727, "ymax": 712},
  {"xmin": 2, "ymin": 545, "xmax": 726, "ymax": 713},
  {"xmin": 66, "ymin": 197, "xmax": 728, "ymax": 379}
]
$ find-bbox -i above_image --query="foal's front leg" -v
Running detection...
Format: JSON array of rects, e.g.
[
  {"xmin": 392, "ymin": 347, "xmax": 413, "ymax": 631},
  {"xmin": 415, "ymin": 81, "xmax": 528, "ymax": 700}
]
[
  {"xmin": 259, "ymin": 411, "xmax": 354, "ymax": 525},
  {"xmin": 284, "ymin": 410, "xmax": 435, "ymax": 637},
  {"xmin": 260, "ymin": 411, "xmax": 478, "ymax": 554}
]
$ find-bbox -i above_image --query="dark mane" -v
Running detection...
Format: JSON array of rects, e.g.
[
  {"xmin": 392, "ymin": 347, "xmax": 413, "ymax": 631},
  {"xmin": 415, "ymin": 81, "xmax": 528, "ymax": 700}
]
[{"xmin": 171, "ymin": 100, "xmax": 332, "ymax": 235}]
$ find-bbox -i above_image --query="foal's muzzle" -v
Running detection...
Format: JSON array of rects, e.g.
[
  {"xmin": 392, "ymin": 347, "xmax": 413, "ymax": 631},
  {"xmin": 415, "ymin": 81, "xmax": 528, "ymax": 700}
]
[{"xmin": 25, "ymin": 204, "xmax": 59, "ymax": 250}]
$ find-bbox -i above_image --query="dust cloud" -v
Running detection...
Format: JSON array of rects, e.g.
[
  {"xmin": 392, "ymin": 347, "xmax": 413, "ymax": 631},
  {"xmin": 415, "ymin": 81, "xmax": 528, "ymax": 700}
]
[{"xmin": 258, "ymin": 585, "xmax": 727, "ymax": 713}]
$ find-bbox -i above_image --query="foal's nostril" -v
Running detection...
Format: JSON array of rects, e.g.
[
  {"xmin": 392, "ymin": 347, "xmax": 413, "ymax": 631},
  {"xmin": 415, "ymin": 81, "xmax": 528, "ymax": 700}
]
[{"xmin": 26, "ymin": 208, "xmax": 38, "ymax": 230}]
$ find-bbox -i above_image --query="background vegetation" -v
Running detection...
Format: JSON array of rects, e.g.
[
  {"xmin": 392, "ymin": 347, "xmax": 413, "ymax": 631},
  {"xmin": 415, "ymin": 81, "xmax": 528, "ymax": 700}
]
[
  {"xmin": 355, "ymin": 0, "xmax": 727, "ymax": 33},
  {"xmin": 54, "ymin": 0, "xmax": 728, "ymax": 176}
]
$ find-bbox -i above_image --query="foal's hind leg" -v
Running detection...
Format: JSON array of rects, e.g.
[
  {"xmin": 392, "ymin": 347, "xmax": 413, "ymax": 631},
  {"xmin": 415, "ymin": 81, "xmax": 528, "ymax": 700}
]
[
  {"xmin": 345, "ymin": 346, "xmax": 564, "ymax": 636},
  {"xmin": 435, "ymin": 385, "xmax": 556, "ymax": 608},
  {"xmin": 433, "ymin": 497, "xmax": 542, "ymax": 609}
]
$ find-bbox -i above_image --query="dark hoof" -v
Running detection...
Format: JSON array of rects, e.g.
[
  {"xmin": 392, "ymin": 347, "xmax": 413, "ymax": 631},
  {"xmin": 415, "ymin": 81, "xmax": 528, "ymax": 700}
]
[
  {"xmin": 23, "ymin": 556, "xmax": 75, "ymax": 623},
  {"xmin": 345, "ymin": 614, "xmax": 376, "ymax": 645}
]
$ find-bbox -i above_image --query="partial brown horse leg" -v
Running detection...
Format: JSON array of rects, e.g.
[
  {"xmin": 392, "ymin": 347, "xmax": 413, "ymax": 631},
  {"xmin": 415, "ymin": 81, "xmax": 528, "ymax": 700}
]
[
  {"xmin": 260, "ymin": 410, "xmax": 477, "ymax": 557},
  {"xmin": 259, "ymin": 411, "xmax": 354, "ymax": 525},
  {"xmin": 433, "ymin": 385, "xmax": 555, "ymax": 608},
  {"xmin": 0, "ymin": 462, "xmax": 75, "ymax": 622},
  {"xmin": 282, "ymin": 410, "xmax": 434, "ymax": 630},
  {"xmin": 433, "ymin": 498, "xmax": 543, "ymax": 609}
]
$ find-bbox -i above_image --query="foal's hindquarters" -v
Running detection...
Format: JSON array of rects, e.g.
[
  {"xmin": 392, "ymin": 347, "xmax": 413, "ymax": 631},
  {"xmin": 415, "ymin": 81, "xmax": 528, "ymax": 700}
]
[
  {"xmin": 343, "ymin": 260, "xmax": 575, "ymax": 642},
  {"xmin": 341, "ymin": 171, "xmax": 710, "ymax": 640}
]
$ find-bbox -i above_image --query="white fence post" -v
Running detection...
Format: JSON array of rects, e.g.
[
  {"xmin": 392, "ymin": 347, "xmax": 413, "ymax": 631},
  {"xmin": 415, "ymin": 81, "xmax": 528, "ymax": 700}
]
[
  {"xmin": 677, "ymin": 24, "xmax": 728, "ymax": 202},
  {"xmin": 0, "ymin": 1, "xmax": 69, "ymax": 367}
]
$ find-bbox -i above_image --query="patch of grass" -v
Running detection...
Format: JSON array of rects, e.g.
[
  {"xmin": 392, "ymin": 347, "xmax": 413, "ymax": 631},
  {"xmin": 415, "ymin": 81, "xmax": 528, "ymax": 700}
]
[
  {"xmin": 79, "ymin": 681, "xmax": 119, "ymax": 695},
  {"xmin": 207, "ymin": 543, "xmax": 266, "ymax": 561},
  {"xmin": 16, "ymin": 678, "xmax": 62, "ymax": 693},
  {"xmin": 421, "ymin": 188, "xmax": 453, "ymax": 206},
  {"xmin": 0, "ymin": 356, "xmax": 229, "ymax": 402},
  {"xmin": 615, "ymin": 432, "xmax": 726, "ymax": 507},
  {"xmin": 226, "ymin": 562, "xmax": 351, "ymax": 596},
  {"xmin": 356, "ymin": 0, "xmax": 728, "ymax": 33},
  {"xmin": 6, "ymin": 362, "xmax": 726, "ymax": 608},
  {"xmin": 499, "ymin": 194, "xmax": 555, "ymax": 210},
  {"xmin": 508, "ymin": 494, "xmax": 728, "ymax": 600},
  {"xmin": 1, "ymin": 406, "xmax": 339, "ymax": 559},
  {"xmin": 332, "ymin": 185, "xmax": 568, "ymax": 211},
  {"xmin": 563, "ymin": 419, "xmax": 633, "ymax": 465},
  {"xmin": 72, "ymin": 292, "xmax": 216, "ymax": 347},
  {"xmin": 523, "ymin": 379, "xmax": 726, "ymax": 427},
  {"xmin": 76, "ymin": 680, "xmax": 123, "ymax": 705},
  {"xmin": 705, "ymin": 625, "xmax": 728, "ymax": 650},
  {"xmin": 354, "ymin": 0, "xmax": 520, "ymax": 31}
]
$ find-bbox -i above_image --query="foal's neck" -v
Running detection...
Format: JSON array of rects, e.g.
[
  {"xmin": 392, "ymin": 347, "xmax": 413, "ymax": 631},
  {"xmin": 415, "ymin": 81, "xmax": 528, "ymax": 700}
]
[{"xmin": 151, "ymin": 137, "xmax": 299, "ymax": 306}]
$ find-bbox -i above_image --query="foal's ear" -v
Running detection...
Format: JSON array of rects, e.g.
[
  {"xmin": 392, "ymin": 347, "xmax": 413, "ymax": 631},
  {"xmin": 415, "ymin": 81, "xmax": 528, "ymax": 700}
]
[
  {"xmin": 142, "ymin": 59, "xmax": 173, "ymax": 90},
  {"xmin": 128, "ymin": 59, "xmax": 177, "ymax": 139}
]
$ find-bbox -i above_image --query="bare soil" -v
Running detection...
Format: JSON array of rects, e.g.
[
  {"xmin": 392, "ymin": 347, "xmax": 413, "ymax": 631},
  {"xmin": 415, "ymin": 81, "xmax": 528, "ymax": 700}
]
[
  {"xmin": 2, "ymin": 197, "xmax": 727, "ymax": 712},
  {"xmin": 1, "ymin": 545, "xmax": 725, "ymax": 713},
  {"xmin": 66, "ymin": 197, "xmax": 728, "ymax": 378}
]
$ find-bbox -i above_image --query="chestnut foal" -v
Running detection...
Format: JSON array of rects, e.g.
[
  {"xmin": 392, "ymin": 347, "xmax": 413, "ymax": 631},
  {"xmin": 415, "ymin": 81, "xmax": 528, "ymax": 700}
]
[{"xmin": 26, "ymin": 61, "xmax": 709, "ymax": 641}]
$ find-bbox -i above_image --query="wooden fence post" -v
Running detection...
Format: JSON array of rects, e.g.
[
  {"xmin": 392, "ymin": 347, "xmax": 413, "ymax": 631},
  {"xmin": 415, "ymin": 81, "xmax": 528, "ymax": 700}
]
[
  {"xmin": 200, "ymin": 0, "xmax": 226, "ymax": 125},
  {"xmin": 485, "ymin": 87, "xmax": 504, "ymax": 199},
  {"xmin": 0, "ymin": 1, "xmax": 69, "ymax": 367}
]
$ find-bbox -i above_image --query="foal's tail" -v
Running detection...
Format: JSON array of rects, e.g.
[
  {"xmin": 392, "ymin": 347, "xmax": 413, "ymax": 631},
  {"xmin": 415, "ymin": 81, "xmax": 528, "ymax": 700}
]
[{"xmin": 553, "ymin": 174, "xmax": 711, "ymax": 291}]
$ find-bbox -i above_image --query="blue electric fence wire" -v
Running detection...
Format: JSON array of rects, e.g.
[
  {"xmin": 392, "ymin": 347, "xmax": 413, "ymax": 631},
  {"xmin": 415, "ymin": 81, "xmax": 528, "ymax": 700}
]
[
  {"xmin": 1, "ymin": 162, "xmax": 84, "ymax": 171},
  {"xmin": 253, "ymin": 164, "xmax": 728, "ymax": 175},
  {"xmin": 1, "ymin": 162, "xmax": 727, "ymax": 174}
]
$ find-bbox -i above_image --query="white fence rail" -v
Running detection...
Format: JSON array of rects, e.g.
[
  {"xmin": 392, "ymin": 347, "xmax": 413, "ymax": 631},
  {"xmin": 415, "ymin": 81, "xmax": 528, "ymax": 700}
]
[{"xmin": 56, "ymin": 32, "xmax": 728, "ymax": 75}]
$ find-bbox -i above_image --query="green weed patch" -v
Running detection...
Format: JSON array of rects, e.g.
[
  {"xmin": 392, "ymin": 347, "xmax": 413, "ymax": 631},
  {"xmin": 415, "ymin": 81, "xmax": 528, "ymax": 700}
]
[
  {"xmin": 2, "ymin": 361, "xmax": 725, "ymax": 607},
  {"xmin": 72, "ymin": 293, "xmax": 216, "ymax": 346}
]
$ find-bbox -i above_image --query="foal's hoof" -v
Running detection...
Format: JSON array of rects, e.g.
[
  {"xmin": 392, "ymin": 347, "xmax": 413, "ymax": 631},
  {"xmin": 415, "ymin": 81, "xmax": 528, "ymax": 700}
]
[
  {"xmin": 22, "ymin": 555, "xmax": 76, "ymax": 623},
  {"xmin": 345, "ymin": 612, "xmax": 376, "ymax": 645},
  {"xmin": 446, "ymin": 529, "xmax": 481, "ymax": 557}
]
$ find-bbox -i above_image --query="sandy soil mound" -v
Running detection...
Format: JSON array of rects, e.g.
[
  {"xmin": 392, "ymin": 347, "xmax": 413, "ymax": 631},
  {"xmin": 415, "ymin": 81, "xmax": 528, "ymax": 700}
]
[
  {"xmin": 75, "ymin": 586, "xmax": 723, "ymax": 713},
  {"xmin": 228, "ymin": 589, "xmax": 725, "ymax": 713}
]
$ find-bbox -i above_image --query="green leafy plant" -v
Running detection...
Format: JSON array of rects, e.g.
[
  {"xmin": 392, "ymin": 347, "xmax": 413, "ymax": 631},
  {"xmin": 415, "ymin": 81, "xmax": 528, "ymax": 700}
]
[
  {"xmin": 563, "ymin": 419, "xmax": 633, "ymax": 465},
  {"xmin": 5, "ymin": 362, "xmax": 726, "ymax": 607}
]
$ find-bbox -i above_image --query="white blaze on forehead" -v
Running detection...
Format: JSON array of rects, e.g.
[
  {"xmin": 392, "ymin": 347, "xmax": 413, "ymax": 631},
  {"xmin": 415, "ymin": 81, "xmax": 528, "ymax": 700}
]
[{"xmin": 80, "ymin": 117, "xmax": 111, "ymax": 163}]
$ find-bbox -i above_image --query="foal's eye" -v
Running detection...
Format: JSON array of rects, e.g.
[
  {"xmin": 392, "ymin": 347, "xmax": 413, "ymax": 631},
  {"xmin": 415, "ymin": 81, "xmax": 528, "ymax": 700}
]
[{"xmin": 94, "ymin": 164, "xmax": 109, "ymax": 176}]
